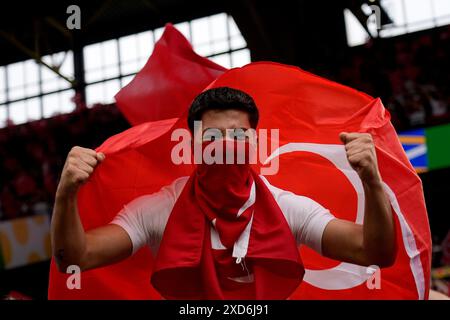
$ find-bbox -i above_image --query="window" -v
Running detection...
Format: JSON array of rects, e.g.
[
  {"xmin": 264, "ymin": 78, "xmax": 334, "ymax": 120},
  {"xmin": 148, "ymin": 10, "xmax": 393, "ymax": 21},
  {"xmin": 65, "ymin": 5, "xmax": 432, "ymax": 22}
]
[
  {"xmin": 0, "ymin": 66, "xmax": 6, "ymax": 104},
  {"xmin": 83, "ymin": 13, "xmax": 250, "ymax": 105},
  {"xmin": 0, "ymin": 51, "xmax": 75, "ymax": 127},
  {"xmin": 0, "ymin": 13, "xmax": 250, "ymax": 127},
  {"xmin": 345, "ymin": 0, "xmax": 450, "ymax": 46},
  {"xmin": 84, "ymin": 39, "xmax": 120, "ymax": 83},
  {"xmin": 118, "ymin": 31, "xmax": 154, "ymax": 76}
]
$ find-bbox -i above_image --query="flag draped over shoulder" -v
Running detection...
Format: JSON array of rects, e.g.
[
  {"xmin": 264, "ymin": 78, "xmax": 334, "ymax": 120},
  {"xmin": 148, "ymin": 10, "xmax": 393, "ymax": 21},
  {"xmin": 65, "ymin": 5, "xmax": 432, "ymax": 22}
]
[{"xmin": 48, "ymin": 29, "xmax": 431, "ymax": 300}]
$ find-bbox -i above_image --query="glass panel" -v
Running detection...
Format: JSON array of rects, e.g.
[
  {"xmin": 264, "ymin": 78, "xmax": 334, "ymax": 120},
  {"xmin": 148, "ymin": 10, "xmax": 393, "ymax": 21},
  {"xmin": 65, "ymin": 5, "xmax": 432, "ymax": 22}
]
[
  {"xmin": 8, "ymin": 88, "xmax": 26, "ymax": 101},
  {"xmin": 195, "ymin": 43, "xmax": 213, "ymax": 57},
  {"xmin": 26, "ymin": 97, "xmax": 41, "ymax": 121},
  {"xmin": 119, "ymin": 34, "xmax": 138, "ymax": 62},
  {"xmin": 0, "ymin": 105, "xmax": 7, "ymax": 128},
  {"xmin": 41, "ymin": 59, "xmax": 61, "ymax": 93},
  {"xmin": 24, "ymin": 60, "xmax": 39, "ymax": 85},
  {"xmin": 7, "ymin": 62, "xmax": 25, "ymax": 88},
  {"xmin": 9, "ymin": 100, "xmax": 27, "ymax": 125},
  {"xmin": 230, "ymin": 35, "xmax": 246, "ymax": 50},
  {"xmin": 436, "ymin": 15, "xmax": 450, "ymax": 26},
  {"xmin": 404, "ymin": 0, "xmax": 433, "ymax": 24},
  {"xmin": 60, "ymin": 51, "xmax": 74, "ymax": 78},
  {"xmin": 43, "ymin": 93, "xmax": 60, "ymax": 118},
  {"xmin": 228, "ymin": 16, "xmax": 241, "ymax": 37},
  {"xmin": 344, "ymin": 9, "xmax": 370, "ymax": 47},
  {"xmin": 41, "ymin": 79, "xmax": 59, "ymax": 94},
  {"xmin": 433, "ymin": 0, "xmax": 450, "ymax": 18},
  {"xmin": 120, "ymin": 60, "xmax": 140, "ymax": 75},
  {"xmin": 210, "ymin": 13, "xmax": 228, "ymax": 41},
  {"xmin": 25, "ymin": 83, "xmax": 40, "ymax": 97},
  {"xmin": 381, "ymin": 0, "xmax": 407, "ymax": 26},
  {"xmin": 0, "ymin": 66, "xmax": 5, "ymax": 103},
  {"xmin": 57, "ymin": 78, "xmax": 71, "ymax": 90},
  {"xmin": 121, "ymin": 75, "xmax": 134, "ymax": 88},
  {"xmin": 404, "ymin": 0, "xmax": 435, "ymax": 32},
  {"xmin": 378, "ymin": 0, "xmax": 408, "ymax": 39},
  {"xmin": 86, "ymin": 82, "xmax": 105, "ymax": 106},
  {"xmin": 41, "ymin": 64, "xmax": 58, "ymax": 81},
  {"xmin": 231, "ymin": 49, "xmax": 251, "ymax": 68},
  {"xmin": 104, "ymin": 79, "xmax": 120, "ymax": 103},
  {"xmin": 138, "ymin": 30, "xmax": 154, "ymax": 62},
  {"xmin": 0, "ymin": 66, "xmax": 5, "ymax": 91},
  {"xmin": 59, "ymin": 90, "xmax": 76, "ymax": 114},
  {"xmin": 103, "ymin": 65, "xmax": 120, "ymax": 79},
  {"xmin": 84, "ymin": 43, "xmax": 102, "ymax": 71},
  {"xmin": 212, "ymin": 39, "xmax": 229, "ymax": 55},
  {"xmin": 85, "ymin": 69, "xmax": 103, "ymax": 84},
  {"xmin": 103, "ymin": 39, "xmax": 119, "ymax": 67},
  {"xmin": 154, "ymin": 27, "xmax": 165, "ymax": 43},
  {"xmin": 210, "ymin": 53, "xmax": 231, "ymax": 69},
  {"xmin": 7, "ymin": 62, "xmax": 25, "ymax": 100},
  {"xmin": 191, "ymin": 16, "xmax": 210, "ymax": 45}
]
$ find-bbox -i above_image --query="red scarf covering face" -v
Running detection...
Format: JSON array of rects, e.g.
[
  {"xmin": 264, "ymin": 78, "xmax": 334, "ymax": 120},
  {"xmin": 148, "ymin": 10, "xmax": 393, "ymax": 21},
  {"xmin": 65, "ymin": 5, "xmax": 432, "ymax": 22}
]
[{"xmin": 151, "ymin": 140, "xmax": 304, "ymax": 299}]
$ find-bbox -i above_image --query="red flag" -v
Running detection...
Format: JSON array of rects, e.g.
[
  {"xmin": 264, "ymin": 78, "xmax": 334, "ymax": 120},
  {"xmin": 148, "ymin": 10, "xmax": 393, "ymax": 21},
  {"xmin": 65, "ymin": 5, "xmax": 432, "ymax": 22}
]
[
  {"xmin": 207, "ymin": 62, "xmax": 431, "ymax": 299},
  {"xmin": 49, "ymin": 62, "xmax": 431, "ymax": 299},
  {"xmin": 114, "ymin": 23, "xmax": 226, "ymax": 125},
  {"xmin": 47, "ymin": 118, "xmax": 185, "ymax": 299},
  {"xmin": 48, "ymin": 23, "xmax": 225, "ymax": 299}
]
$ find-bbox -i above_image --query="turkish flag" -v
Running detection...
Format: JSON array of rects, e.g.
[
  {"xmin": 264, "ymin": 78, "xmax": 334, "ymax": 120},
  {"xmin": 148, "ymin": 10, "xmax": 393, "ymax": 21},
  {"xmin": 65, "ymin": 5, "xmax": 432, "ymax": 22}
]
[
  {"xmin": 207, "ymin": 63, "xmax": 431, "ymax": 299},
  {"xmin": 114, "ymin": 23, "xmax": 226, "ymax": 125},
  {"xmin": 48, "ymin": 62, "xmax": 431, "ymax": 299}
]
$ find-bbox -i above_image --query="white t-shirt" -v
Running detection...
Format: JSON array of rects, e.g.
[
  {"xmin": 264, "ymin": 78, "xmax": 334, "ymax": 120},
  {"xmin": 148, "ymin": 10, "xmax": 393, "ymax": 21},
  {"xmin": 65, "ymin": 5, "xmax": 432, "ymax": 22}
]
[{"xmin": 110, "ymin": 176, "xmax": 335, "ymax": 257}]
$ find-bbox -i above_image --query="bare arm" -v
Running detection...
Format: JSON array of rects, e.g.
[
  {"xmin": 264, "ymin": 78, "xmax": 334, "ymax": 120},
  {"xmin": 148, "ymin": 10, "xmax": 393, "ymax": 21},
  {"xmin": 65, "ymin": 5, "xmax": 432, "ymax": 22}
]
[
  {"xmin": 321, "ymin": 133, "xmax": 396, "ymax": 268},
  {"xmin": 51, "ymin": 146, "xmax": 133, "ymax": 272}
]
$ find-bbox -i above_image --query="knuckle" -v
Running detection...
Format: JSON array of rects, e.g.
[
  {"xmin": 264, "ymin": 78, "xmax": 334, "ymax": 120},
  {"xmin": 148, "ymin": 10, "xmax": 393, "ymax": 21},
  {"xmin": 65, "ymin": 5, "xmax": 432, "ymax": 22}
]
[
  {"xmin": 75, "ymin": 173, "xmax": 88, "ymax": 183},
  {"xmin": 70, "ymin": 146, "xmax": 81, "ymax": 154},
  {"xmin": 67, "ymin": 158, "xmax": 80, "ymax": 168},
  {"xmin": 65, "ymin": 164, "xmax": 76, "ymax": 175},
  {"xmin": 84, "ymin": 148, "xmax": 96, "ymax": 156}
]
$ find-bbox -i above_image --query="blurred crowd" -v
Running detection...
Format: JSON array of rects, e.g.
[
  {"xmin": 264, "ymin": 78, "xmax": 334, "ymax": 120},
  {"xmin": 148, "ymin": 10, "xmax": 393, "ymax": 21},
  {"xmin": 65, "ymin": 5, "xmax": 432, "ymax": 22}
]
[
  {"xmin": 0, "ymin": 104, "xmax": 129, "ymax": 221},
  {"xmin": 325, "ymin": 25, "xmax": 450, "ymax": 131}
]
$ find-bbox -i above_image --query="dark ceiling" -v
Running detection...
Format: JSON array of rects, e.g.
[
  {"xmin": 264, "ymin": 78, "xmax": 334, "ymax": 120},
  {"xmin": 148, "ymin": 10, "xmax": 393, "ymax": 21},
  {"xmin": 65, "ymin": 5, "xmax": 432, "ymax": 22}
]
[
  {"xmin": 0, "ymin": 0, "xmax": 227, "ymax": 65},
  {"xmin": 0, "ymin": 0, "xmax": 374, "ymax": 69}
]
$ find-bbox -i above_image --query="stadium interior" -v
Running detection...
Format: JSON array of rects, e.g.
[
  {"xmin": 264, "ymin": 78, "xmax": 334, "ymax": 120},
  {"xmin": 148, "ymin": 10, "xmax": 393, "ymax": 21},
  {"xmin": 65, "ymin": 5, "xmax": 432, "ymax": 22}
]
[{"xmin": 0, "ymin": 0, "xmax": 449, "ymax": 299}]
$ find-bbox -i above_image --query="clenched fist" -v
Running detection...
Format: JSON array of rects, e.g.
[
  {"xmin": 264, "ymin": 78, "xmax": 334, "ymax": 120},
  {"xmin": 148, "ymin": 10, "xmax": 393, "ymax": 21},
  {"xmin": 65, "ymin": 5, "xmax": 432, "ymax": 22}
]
[
  {"xmin": 339, "ymin": 132, "xmax": 382, "ymax": 186},
  {"xmin": 56, "ymin": 146, "xmax": 105, "ymax": 198}
]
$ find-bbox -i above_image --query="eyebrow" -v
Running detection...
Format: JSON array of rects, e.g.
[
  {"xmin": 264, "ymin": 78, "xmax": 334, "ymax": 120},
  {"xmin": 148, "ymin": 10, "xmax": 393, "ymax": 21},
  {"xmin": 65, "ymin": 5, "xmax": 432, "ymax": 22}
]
[{"xmin": 202, "ymin": 127, "xmax": 249, "ymax": 133}]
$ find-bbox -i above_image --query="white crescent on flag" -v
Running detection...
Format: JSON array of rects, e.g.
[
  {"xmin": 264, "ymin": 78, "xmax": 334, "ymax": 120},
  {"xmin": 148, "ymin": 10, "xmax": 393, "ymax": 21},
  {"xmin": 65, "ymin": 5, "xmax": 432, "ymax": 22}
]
[{"xmin": 264, "ymin": 143, "xmax": 426, "ymax": 299}]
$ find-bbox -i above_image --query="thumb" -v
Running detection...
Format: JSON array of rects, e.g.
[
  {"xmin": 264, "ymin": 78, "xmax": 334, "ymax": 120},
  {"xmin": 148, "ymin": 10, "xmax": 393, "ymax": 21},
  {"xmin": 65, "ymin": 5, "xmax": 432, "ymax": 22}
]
[
  {"xmin": 339, "ymin": 132, "xmax": 348, "ymax": 144},
  {"xmin": 96, "ymin": 152, "xmax": 106, "ymax": 162}
]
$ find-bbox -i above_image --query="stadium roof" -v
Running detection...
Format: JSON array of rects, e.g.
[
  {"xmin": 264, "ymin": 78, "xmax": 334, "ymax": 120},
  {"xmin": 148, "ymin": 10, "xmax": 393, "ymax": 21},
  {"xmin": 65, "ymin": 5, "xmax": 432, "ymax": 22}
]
[
  {"xmin": 0, "ymin": 0, "xmax": 354, "ymax": 68},
  {"xmin": 0, "ymin": 0, "xmax": 226, "ymax": 66}
]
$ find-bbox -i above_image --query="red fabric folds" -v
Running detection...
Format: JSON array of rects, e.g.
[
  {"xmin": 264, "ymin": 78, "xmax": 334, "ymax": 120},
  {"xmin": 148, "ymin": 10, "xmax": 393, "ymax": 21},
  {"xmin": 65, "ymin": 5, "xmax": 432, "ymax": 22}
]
[
  {"xmin": 151, "ymin": 141, "xmax": 304, "ymax": 299},
  {"xmin": 48, "ymin": 60, "xmax": 431, "ymax": 300},
  {"xmin": 114, "ymin": 23, "xmax": 226, "ymax": 125}
]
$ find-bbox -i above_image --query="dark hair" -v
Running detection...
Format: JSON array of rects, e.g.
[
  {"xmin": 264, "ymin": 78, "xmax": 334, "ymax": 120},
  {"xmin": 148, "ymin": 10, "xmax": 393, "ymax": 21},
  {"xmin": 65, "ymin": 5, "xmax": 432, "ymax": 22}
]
[{"xmin": 187, "ymin": 87, "xmax": 259, "ymax": 132}]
